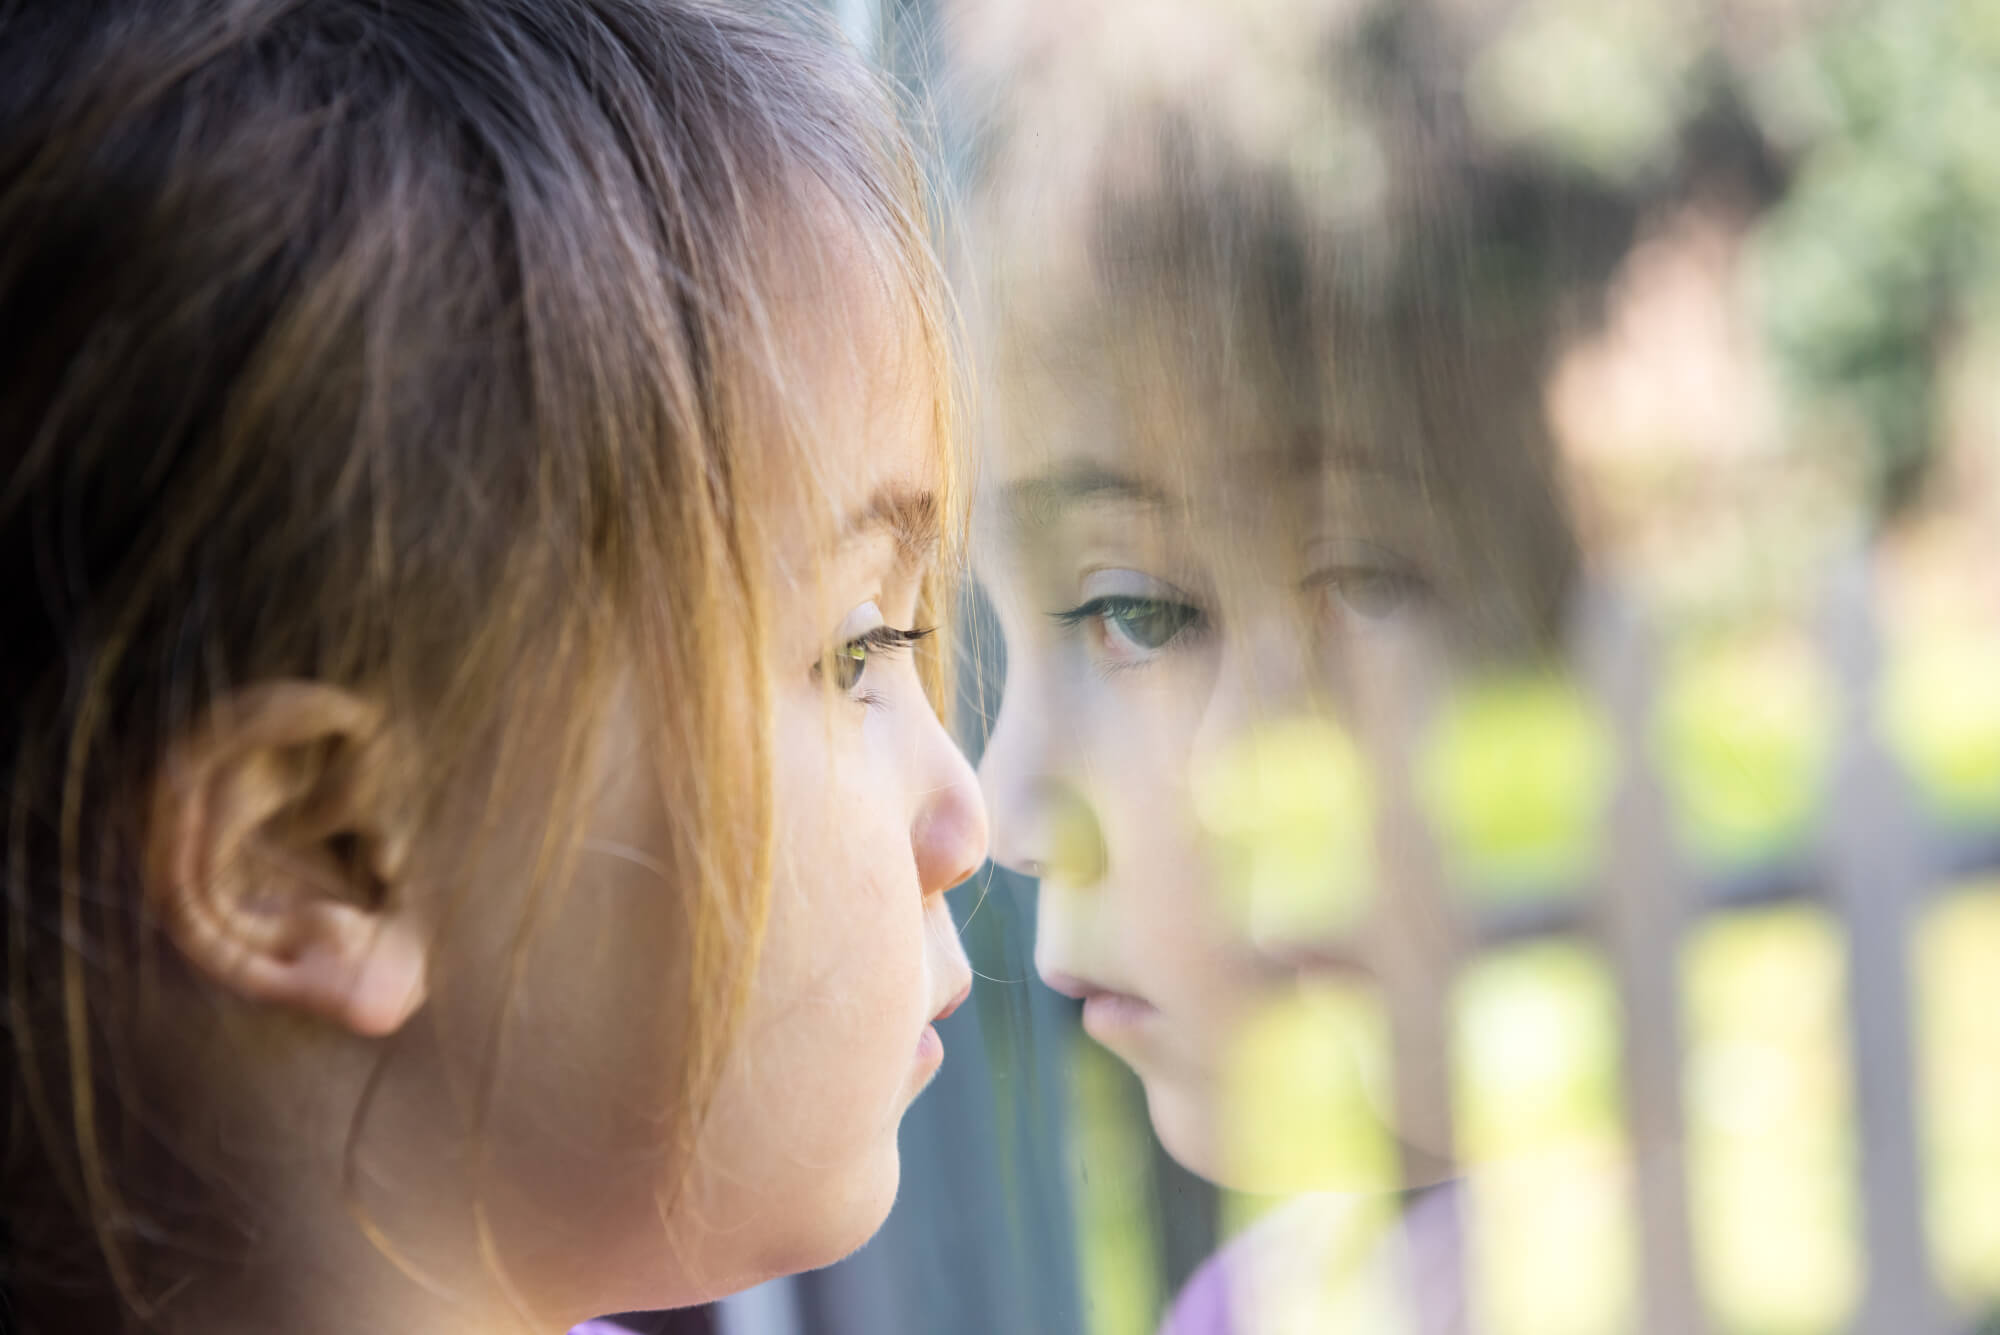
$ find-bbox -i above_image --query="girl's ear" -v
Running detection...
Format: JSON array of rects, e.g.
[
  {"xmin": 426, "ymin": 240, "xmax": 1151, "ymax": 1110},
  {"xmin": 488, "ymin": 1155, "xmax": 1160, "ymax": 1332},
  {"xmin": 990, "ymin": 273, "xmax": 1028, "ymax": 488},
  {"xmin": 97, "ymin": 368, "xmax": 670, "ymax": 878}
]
[{"xmin": 145, "ymin": 682, "xmax": 430, "ymax": 1038}]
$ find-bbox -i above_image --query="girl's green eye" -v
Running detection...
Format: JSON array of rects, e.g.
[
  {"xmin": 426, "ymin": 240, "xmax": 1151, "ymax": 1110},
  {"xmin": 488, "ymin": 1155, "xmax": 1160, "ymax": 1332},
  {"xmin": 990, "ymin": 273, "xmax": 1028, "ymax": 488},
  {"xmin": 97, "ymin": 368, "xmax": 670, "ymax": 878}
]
[
  {"xmin": 828, "ymin": 639, "xmax": 869, "ymax": 691},
  {"xmin": 1053, "ymin": 595, "xmax": 1205, "ymax": 656},
  {"xmin": 1104, "ymin": 598, "xmax": 1200, "ymax": 649},
  {"xmin": 817, "ymin": 625, "xmax": 934, "ymax": 695}
]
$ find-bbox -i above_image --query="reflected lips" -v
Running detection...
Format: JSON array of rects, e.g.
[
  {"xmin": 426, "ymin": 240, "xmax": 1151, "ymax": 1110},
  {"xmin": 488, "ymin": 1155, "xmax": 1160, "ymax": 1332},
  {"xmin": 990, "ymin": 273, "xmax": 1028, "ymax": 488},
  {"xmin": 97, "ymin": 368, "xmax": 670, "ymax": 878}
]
[
  {"xmin": 1080, "ymin": 993, "xmax": 1157, "ymax": 1041},
  {"xmin": 1041, "ymin": 970, "xmax": 1158, "ymax": 1042}
]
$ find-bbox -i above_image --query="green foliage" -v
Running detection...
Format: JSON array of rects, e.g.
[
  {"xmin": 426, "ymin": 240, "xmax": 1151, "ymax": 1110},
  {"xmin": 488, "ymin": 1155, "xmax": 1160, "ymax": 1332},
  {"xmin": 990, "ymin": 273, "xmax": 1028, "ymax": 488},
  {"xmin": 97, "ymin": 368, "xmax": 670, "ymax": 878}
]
[
  {"xmin": 1193, "ymin": 718, "xmax": 1377, "ymax": 942},
  {"xmin": 1461, "ymin": 0, "xmax": 2000, "ymax": 512},
  {"xmin": 1749, "ymin": 1, "xmax": 2000, "ymax": 510},
  {"xmin": 1882, "ymin": 633, "xmax": 2000, "ymax": 826},
  {"xmin": 1418, "ymin": 672, "xmax": 1614, "ymax": 900},
  {"xmin": 1655, "ymin": 638, "xmax": 1836, "ymax": 869},
  {"xmin": 1467, "ymin": 0, "xmax": 1703, "ymax": 183},
  {"xmin": 1070, "ymin": 1038, "xmax": 1166, "ymax": 1335}
]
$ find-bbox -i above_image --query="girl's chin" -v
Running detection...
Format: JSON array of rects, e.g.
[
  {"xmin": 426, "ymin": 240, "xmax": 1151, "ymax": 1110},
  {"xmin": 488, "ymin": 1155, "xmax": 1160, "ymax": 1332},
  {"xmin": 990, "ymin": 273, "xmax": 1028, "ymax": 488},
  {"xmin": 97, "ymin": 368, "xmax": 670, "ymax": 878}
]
[
  {"xmin": 793, "ymin": 1139, "xmax": 905, "ymax": 1272},
  {"xmin": 1136, "ymin": 1074, "xmax": 1230, "ymax": 1183},
  {"xmin": 1141, "ymin": 1075, "xmax": 1396, "ymax": 1195}
]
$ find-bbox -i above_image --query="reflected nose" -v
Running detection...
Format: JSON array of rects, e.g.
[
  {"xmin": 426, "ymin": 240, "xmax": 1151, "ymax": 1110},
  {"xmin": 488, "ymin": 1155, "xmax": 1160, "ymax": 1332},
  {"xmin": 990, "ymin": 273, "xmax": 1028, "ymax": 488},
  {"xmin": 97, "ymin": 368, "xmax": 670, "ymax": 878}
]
[
  {"xmin": 977, "ymin": 689, "xmax": 1106, "ymax": 885},
  {"xmin": 1033, "ymin": 869, "xmax": 1114, "ymax": 997},
  {"xmin": 985, "ymin": 776, "xmax": 1106, "ymax": 886}
]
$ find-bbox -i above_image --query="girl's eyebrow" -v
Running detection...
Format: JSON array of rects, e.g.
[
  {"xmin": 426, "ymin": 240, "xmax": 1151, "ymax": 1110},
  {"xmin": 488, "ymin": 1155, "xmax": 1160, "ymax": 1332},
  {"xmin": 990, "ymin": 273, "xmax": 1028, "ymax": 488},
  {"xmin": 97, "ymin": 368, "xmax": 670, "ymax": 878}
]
[
  {"xmin": 997, "ymin": 445, "xmax": 1418, "ymax": 534},
  {"xmin": 1001, "ymin": 464, "xmax": 1172, "ymax": 530},
  {"xmin": 842, "ymin": 484, "xmax": 942, "ymax": 559}
]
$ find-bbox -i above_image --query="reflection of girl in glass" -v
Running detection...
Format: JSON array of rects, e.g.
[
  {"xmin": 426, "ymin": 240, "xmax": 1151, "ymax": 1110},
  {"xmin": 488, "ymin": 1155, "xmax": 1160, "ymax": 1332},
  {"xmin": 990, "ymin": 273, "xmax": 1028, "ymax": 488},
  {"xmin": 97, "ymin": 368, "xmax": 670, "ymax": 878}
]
[
  {"xmin": 961, "ymin": 7, "xmax": 1621, "ymax": 1327},
  {"xmin": 0, "ymin": 3, "xmax": 986, "ymax": 1331}
]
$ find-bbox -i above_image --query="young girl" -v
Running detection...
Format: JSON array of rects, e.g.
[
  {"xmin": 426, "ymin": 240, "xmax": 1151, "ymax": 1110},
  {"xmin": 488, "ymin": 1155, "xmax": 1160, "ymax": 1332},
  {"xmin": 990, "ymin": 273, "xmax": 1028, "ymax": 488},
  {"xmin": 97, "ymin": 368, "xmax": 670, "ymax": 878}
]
[
  {"xmin": 0, "ymin": 2, "xmax": 986, "ymax": 1332},
  {"xmin": 956, "ymin": 4, "xmax": 1623, "ymax": 1328}
]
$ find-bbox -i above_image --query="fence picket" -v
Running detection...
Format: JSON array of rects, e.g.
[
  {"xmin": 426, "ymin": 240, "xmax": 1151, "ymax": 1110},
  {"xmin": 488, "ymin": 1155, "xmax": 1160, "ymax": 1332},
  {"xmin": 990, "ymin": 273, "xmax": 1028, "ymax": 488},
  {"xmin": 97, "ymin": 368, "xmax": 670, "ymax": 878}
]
[
  {"xmin": 1821, "ymin": 554, "xmax": 1949, "ymax": 1333},
  {"xmin": 1579, "ymin": 583, "xmax": 1711, "ymax": 1335},
  {"xmin": 1362, "ymin": 626, "xmax": 1468, "ymax": 1333}
]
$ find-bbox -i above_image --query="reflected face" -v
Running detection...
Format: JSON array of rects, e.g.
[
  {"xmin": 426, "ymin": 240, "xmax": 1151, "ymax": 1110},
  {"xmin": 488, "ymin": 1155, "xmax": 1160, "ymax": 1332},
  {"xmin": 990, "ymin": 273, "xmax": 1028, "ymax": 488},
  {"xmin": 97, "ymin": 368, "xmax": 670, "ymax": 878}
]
[{"xmin": 976, "ymin": 412, "xmax": 1449, "ymax": 1189}]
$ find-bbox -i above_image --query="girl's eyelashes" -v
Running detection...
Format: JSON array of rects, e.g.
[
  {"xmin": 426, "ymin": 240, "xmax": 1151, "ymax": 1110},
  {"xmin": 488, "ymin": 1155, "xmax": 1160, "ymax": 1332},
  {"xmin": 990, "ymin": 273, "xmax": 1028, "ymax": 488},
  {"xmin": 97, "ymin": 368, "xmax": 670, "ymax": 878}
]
[
  {"xmin": 1052, "ymin": 594, "xmax": 1207, "ymax": 670},
  {"xmin": 1040, "ymin": 553, "xmax": 1422, "ymax": 677},
  {"xmin": 816, "ymin": 625, "xmax": 934, "ymax": 699}
]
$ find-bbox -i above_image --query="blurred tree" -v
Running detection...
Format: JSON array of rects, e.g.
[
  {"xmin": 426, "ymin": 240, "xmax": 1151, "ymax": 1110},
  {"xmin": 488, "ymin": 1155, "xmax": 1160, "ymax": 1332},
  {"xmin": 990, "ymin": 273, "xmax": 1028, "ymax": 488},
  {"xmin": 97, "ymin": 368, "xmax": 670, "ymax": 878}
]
[{"xmin": 1743, "ymin": 0, "xmax": 2000, "ymax": 515}]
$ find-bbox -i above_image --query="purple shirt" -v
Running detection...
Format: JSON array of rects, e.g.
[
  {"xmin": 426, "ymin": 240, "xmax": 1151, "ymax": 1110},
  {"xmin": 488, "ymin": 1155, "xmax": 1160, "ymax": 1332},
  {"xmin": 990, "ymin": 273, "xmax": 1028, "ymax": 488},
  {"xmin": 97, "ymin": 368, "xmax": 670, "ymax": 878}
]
[{"xmin": 1160, "ymin": 1185, "xmax": 1471, "ymax": 1335}]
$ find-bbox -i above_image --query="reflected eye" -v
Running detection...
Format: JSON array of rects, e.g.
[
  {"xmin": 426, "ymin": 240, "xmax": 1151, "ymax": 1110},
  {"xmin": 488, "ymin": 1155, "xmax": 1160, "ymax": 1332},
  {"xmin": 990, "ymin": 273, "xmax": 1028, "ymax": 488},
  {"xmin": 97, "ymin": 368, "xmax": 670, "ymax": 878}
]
[
  {"xmin": 818, "ymin": 626, "xmax": 933, "ymax": 695},
  {"xmin": 1054, "ymin": 594, "xmax": 1206, "ymax": 666},
  {"xmin": 1311, "ymin": 565, "xmax": 1431, "ymax": 623}
]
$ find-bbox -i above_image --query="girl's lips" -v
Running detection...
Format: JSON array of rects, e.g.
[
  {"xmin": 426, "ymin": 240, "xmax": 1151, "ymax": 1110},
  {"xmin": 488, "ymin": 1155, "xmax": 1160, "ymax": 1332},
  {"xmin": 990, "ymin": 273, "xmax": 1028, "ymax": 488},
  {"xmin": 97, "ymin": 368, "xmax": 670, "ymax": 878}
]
[
  {"xmin": 1040, "ymin": 969, "xmax": 1136, "ymax": 1002},
  {"xmin": 1040, "ymin": 970, "xmax": 1159, "ymax": 1043},
  {"xmin": 1079, "ymin": 991, "xmax": 1158, "ymax": 1043},
  {"xmin": 914, "ymin": 982, "xmax": 972, "ymax": 1079}
]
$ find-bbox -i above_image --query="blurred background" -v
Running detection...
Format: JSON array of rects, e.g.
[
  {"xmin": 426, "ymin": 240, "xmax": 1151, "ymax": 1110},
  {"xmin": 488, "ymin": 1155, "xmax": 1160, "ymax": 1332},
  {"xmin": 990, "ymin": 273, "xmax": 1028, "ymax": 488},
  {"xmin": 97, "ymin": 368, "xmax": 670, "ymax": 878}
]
[{"xmin": 665, "ymin": 1, "xmax": 2000, "ymax": 1332}]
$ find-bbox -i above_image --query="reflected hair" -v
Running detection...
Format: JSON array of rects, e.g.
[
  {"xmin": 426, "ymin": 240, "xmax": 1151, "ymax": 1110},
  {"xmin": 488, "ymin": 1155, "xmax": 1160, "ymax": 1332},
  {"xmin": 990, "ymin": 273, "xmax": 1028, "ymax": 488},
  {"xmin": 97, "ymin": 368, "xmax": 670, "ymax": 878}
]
[{"xmin": 959, "ymin": 11, "xmax": 1637, "ymax": 655}]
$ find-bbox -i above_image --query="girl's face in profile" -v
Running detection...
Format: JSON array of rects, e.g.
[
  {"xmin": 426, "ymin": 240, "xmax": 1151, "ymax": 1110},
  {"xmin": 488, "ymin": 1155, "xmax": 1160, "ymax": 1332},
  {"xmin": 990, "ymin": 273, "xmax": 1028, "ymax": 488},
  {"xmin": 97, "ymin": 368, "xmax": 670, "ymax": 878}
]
[
  {"xmin": 361, "ymin": 272, "xmax": 985, "ymax": 1323},
  {"xmin": 976, "ymin": 369, "xmax": 1453, "ymax": 1191},
  {"xmin": 678, "ymin": 296, "xmax": 987, "ymax": 1292}
]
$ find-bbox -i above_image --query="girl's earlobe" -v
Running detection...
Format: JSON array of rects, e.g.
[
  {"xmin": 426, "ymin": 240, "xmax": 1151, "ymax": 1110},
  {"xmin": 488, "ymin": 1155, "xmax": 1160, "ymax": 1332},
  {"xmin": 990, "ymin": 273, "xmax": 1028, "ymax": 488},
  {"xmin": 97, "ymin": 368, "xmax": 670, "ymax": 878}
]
[{"xmin": 144, "ymin": 681, "xmax": 430, "ymax": 1037}]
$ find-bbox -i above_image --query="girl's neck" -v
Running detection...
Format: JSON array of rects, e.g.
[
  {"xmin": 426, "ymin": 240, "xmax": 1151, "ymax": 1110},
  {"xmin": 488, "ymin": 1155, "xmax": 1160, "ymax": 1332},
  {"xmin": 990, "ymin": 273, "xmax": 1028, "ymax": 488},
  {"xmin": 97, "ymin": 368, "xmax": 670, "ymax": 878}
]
[
  {"xmin": 11, "ymin": 1152, "xmax": 545, "ymax": 1335},
  {"xmin": 166, "ymin": 1155, "xmax": 547, "ymax": 1335}
]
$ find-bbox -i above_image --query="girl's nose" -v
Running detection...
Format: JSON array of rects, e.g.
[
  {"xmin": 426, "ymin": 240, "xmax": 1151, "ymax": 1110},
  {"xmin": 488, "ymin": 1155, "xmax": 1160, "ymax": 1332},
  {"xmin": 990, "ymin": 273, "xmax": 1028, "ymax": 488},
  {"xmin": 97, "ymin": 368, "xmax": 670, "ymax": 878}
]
[{"xmin": 913, "ymin": 723, "xmax": 989, "ymax": 897}]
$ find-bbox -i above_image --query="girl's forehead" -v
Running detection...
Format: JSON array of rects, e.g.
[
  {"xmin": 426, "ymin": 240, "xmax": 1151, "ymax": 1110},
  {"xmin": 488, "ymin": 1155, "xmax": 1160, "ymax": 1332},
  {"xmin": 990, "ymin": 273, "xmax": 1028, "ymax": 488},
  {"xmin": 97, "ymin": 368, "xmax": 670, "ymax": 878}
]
[
  {"xmin": 806, "ymin": 294, "xmax": 939, "ymax": 517},
  {"xmin": 986, "ymin": 375, "xmax": 1410, "ymax": 525},
  {"xmin": 769, "ymin": 195, "xmax": 927, "ymax": 376},
  {"xmin": 754, "ymin": 204, "xmax": 947, "ymax": 543}
]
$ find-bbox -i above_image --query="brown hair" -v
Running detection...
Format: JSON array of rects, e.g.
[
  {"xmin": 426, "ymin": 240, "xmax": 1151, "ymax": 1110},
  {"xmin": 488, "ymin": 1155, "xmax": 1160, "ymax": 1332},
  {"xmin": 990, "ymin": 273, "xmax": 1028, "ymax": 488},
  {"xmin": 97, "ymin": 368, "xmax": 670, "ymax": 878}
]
[
  {"xmin": 0, "ymin": 0, "xmax": 956, "ymax": 1323},
  {"xmin": 957, "ymin": 13, "xmax": 1628, "ymax": 655}
]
